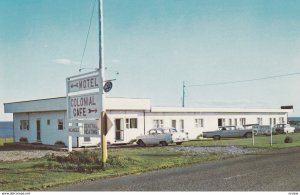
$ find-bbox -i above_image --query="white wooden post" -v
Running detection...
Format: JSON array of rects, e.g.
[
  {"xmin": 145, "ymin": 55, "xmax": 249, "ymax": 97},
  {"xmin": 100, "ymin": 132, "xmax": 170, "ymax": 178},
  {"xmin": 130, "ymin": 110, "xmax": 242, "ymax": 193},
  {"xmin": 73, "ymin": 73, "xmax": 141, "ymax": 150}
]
[
  {"xmin": 68, "ymin": 136, "xmax": 72, "ymax": 152},
  {"xmin": 252, "ymin": 129, "xmax": 255, "ymax": 146},
  {"xmin": 270, "ymin": 124, "xmax": 273, "ymax": 147}
]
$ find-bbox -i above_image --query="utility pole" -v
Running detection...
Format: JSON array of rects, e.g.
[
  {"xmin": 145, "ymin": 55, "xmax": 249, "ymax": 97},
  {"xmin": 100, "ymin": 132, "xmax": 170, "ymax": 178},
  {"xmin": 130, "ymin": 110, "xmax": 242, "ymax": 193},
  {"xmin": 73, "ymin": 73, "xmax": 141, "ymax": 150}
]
[
  {"xmin": 98, "ymin": 0, "xmax": 107, "ymax": 169},
  {"xmin": 182, "ymin": 80, "xmax": 185, "ymax": 107}
]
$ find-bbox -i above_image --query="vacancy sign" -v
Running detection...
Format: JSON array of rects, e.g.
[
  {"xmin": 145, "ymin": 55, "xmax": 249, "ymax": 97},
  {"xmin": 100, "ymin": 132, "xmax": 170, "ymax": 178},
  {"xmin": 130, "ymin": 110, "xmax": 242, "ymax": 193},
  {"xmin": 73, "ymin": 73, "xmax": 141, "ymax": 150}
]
[
  {"xmin": 68, "ymin": 74, "xmax": 100, "ymax": 93},
  {"xmin": 68, "ymin": 92, "xmax": 101, "ymax": 120}
]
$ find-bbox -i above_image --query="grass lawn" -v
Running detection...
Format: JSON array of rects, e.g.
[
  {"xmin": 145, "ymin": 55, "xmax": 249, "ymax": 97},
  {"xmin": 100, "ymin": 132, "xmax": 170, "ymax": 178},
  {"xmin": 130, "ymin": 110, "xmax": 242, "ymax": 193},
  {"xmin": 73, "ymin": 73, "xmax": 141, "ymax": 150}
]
[
  {"xmin": 0, "ymin": 137, "xmax": 13, "ymax": 146},
  {"xmin": 0, "ymin": 133, "xmax": 299, "ymax": 191},
  {"xmin": 183, "ymin": 133, "xmax": 300, "ymax": 149},
  {"xmin": 0, "ymin": 147, "xmax": 229, "ymax": 191}
]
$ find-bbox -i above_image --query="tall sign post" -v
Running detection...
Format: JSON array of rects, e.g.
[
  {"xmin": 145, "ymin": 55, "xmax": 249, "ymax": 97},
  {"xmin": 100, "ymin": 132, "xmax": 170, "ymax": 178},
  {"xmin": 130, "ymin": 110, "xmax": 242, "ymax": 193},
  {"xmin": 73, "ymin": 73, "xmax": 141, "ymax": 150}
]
[
  {"xmin": 65, "ymin": 0, "xmax": 109, "ymax": 170},
  {"xmin": 98, "ymin": 0, "xmax": 107, "ymax": 169}
]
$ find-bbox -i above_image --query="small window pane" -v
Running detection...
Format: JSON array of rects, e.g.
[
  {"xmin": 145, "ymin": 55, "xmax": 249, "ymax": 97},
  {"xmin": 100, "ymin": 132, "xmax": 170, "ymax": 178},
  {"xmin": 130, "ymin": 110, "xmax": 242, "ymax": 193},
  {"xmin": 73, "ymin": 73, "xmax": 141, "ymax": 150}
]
[
  {"xmin": 130, "ymin": 118, "xmax": 137, "ymax": 128},
  {"xmin": 58, "ymin": 119, "xmax": 64, "ymax": 130}
]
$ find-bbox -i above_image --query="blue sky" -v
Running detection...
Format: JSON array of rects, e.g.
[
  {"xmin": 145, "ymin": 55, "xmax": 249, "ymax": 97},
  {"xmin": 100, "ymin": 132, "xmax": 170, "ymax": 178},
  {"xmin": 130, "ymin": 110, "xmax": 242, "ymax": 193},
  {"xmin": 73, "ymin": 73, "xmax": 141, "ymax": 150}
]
[{"xmin": 1, "ymin": 0, "xmax": 300, "ymax": 120}]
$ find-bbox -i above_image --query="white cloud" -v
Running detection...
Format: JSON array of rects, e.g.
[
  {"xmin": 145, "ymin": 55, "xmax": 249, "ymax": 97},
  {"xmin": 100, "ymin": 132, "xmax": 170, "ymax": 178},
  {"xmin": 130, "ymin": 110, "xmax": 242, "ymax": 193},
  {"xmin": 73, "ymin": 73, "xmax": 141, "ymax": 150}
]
[
  {"xmin": 54, "ymin": 58, "xmax": 79, "ymax": 65},
  {"xmin": 112, "ymin": 59, "xmax": 121, "ymax": 64}
]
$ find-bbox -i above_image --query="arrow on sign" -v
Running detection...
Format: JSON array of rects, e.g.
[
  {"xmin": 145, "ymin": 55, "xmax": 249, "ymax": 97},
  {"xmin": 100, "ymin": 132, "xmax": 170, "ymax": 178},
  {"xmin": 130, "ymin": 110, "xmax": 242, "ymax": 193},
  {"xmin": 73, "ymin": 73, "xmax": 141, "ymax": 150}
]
[
  {"xmin": 71, "ymin": 83, "xmax": 79, "ymax": 88},
  {"xmin": 88, "ymin": 108, "xmax": 98, "ymax": 113}
]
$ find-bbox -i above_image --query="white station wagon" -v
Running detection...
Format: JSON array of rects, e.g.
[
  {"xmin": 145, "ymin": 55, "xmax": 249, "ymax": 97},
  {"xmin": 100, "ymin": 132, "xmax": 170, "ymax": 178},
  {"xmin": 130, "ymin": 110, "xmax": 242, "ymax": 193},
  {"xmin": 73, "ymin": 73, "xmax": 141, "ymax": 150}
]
[{"xmin": 136, "ymin": 128, "xmax": 188, "ymax": 147}]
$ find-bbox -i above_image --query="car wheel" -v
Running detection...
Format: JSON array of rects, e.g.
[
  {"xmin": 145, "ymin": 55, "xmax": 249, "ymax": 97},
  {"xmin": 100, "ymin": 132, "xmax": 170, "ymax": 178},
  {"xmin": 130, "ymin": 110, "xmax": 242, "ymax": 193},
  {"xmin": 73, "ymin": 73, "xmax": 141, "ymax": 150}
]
[
  {"xmin": 176, "ymin": 142, "xmax": 183, "ymax": 145},
  {"xmin": 160, "ymin": 141, "xmax": 168, "ymax": 146},
  {"xmin": 213, "ymin": 135, "xmax": 221, "ymax": 140},
  {"xmin": 245, "ymin": 132, "xmax": 252, "ymax": 138},
  {"xmin": 137, "ymin": 140, "xmax": 146, "ymax": 147}
]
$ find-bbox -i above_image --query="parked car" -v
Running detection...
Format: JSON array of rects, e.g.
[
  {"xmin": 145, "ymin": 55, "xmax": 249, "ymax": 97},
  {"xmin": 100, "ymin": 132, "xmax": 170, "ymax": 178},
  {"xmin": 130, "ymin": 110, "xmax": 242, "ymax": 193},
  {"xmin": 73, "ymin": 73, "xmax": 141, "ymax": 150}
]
[
  {"xmin": 202, "ymin": 125, "xmax": 254, "ymax": 140},
  {"xmin": 136, "ymin": 128, "xmax": 188, "ymax": 146},
  {"xmin": 243, "ymin": 124, "xmax": 272, "ymax": 136},
  {"xmin": 294, "ymin": 125, "xmax": 300, "ymax": 133},
  {"xmin": 273, "ymin": 124, "xmax": 295, "ymax": 134}
]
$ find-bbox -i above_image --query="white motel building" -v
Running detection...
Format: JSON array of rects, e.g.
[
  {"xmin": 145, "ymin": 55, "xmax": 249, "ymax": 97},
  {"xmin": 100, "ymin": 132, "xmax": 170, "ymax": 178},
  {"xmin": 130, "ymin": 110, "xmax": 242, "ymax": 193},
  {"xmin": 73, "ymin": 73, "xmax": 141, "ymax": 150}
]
[{"xmin": 4, "ymin": 96, "xmax": 293, "ymax": 147}]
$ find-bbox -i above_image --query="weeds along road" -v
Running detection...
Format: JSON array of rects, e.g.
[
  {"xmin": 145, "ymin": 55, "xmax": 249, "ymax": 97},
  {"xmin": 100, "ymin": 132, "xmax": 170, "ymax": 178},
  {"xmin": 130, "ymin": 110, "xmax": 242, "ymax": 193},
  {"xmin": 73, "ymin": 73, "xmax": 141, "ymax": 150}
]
[{"xmin": 52, "ymin": 147, "xmax": 300, "ymax": 191}]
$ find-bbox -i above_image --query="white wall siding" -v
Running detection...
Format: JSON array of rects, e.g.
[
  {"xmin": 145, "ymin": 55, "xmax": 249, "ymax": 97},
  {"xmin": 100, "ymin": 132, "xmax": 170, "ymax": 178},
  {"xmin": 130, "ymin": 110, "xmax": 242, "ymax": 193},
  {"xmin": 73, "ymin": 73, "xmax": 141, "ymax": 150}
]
[
  {"xmin": 6, "ymin": 97, "xmax": 290, "ymax": 146},
  {"xmin": 13, "ymin": 111, "xmax": 74, "ymax": 146},
  {"xmin": 105, "ymin": 110, "xmax": 145, "ymax": 144},
  {"xmin": 144, "ymin": 112, "xmax": 288, "ymax": 140}
]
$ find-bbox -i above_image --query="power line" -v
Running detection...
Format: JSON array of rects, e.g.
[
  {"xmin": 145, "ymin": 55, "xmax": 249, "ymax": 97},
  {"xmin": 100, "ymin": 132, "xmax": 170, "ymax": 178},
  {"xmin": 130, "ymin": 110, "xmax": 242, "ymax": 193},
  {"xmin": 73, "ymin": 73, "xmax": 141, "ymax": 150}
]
[
  {"xmin": 79, "ymin": 0, "xmax": 97, "ymax": 72},
  {"xmin": 186, "ymin": 72, "xmax": 300, "ymax": 88}
]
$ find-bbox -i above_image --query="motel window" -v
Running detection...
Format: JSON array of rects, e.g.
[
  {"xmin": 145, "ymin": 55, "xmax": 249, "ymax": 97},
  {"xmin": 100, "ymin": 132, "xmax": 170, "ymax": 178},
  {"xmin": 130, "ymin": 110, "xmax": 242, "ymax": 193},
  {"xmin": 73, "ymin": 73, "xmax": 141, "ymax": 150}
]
[
  {"xmin": 179, "ymin": 119, "xmax": 184, "ymax": 132},
  {"xmin": 257, "ymin": 118, "xmax": 263, "ymax": 125},
  {"xmin": 58, "ymin": 119, "xmax": 64, "ymax": 130},
  {"xmin": 234, "ymin": 118, "xmax": 238, "ymax": 126},
  {"xmin": 20, "ymin": 120, "xmax": 29, "ymax": 130},
  {"xmin": 126, "ymin": 118, "xmax": 138, "ymax": 129},
  {"xmin": 239, "ymin": 118, "xmax": 246, "ymax": 125},
  {"xmin": 279, "ymin": 117, "xmax": 285, "ymax": 124},
  {"xmin": 47, "ymin": 120, "xmax": 50, "ymax": 126},
  {"xmin": 84, "ymin": 137, "xmax": 91, "ymax": 142},
  {"xmin": 171, "ymin": 120, "xmax": 176, "ymax": 129},
  {"xmin": 153, "ymin": 120, "xmax": 164, "ymax": 128},
  {"xmin": 269, "ymin": 118, "xmax": 272, "ymax": 126},
  {"xmin": 229, "ymin": 119, "xmax": 232, "ymax": 126},
  {"xmin": 273, "ymin": 118, "xmax": 276, "ymax": 126},
  {"xmin": 218, "ymin": 118, "xmax": 225, "ymax": 127},
  {"xmin": 195, "ymin": 119, "xmax": 204, "ymax": 128}
]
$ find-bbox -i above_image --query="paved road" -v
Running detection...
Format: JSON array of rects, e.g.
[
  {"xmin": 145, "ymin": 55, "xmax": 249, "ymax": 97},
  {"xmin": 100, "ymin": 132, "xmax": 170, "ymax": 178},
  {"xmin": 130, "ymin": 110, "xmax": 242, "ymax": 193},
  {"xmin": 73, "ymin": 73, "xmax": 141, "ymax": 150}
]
[{"xmin": 52, "ymin": 147, "xmax": 300, "ymax": 191}]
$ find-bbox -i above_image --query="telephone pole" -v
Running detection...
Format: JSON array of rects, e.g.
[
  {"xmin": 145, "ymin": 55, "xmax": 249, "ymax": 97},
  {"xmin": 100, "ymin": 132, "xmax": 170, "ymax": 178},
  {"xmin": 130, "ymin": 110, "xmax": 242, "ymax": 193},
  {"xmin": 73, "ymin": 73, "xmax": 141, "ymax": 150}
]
[
  {"xmin": 182, "ymin": 80, "xmax": 185, "ymax": 107},
  {"xmin": 98, "ymin": 0, "xmax": 107, "ymax": 169}
]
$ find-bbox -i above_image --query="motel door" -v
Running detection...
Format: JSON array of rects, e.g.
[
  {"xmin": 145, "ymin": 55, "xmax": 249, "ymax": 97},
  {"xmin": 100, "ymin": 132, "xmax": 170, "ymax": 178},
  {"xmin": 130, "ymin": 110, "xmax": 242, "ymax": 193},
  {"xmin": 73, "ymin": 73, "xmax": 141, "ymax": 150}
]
[
  {"xmin": 36, "ymin": 119, "xmax": 41, "ymax": 142},
  {"xmin": 115, "ymin": 119, "xmax": 124, "ymax": 141}
]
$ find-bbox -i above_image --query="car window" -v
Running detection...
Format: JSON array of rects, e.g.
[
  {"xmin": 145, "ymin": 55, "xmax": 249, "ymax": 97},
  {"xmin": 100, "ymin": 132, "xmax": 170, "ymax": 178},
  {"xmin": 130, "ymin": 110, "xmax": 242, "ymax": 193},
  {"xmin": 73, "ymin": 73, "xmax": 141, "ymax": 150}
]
[
  {"xmin": 170, "ymin": 128, "xmax": 177, "ymax": 133},
  {"xmin": 156, "ymin": 129, "xmax": 163, "ymax": 134},
  {"xmin": 148, "ymin": 129, "xmax": 156, "ymax": 134}
]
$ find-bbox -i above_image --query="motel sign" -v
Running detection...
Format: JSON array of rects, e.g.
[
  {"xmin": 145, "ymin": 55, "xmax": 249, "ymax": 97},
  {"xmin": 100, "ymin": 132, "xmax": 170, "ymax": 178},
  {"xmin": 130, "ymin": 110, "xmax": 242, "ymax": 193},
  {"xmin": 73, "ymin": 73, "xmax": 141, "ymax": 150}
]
[
  {"xmin": 66, "ymin": 70, "xmax": 102, "ymax": 121},
  {"xmin": 68, "ymin": 75, "xmax": 100, "ymax": 93}
]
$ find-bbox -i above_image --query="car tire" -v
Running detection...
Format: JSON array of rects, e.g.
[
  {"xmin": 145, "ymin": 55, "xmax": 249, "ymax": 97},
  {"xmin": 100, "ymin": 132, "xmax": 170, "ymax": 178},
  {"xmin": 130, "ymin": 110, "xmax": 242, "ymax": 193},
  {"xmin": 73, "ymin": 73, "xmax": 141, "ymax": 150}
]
[
  {"xmin": 213, "ymin": 135, "xmax": 221, "ymax": 140},
  {"xmin": 245, "ymin": 132, "xmax": 252, "ymax": 138},
  {"xmin": 160, "ymin": 141, "xmax": 168, "ymax": 146},
  {"xmin": 137, "ymin": 140, "xmax": 146, "ymax": 147},
  {"xmin": 176, "ymin": 142, "xmax": 183, "ymax": 145}
]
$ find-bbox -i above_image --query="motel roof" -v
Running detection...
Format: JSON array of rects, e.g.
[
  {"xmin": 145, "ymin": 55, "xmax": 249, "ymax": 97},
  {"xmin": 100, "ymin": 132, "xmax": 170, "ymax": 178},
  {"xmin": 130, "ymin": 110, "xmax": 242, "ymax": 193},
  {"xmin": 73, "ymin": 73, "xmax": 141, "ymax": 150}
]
[{"xmin": 4, "ymin": 97, "xmax": 292, "ymax": 114}]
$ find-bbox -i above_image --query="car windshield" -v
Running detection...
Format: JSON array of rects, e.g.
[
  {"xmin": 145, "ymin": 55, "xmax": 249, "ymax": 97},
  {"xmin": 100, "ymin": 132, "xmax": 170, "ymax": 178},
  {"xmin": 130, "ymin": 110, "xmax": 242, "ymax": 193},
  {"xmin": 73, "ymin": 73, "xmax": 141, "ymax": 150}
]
[
  {"xmin": 148, "ymin": 129, "xmax": 156, "ymax": 134},
  {"xmin": 156, "ymin": 129, "xmax": 163, "ymax": 134},
  {"xmin": 219, "ymin": 126, "xmax": 237, "ymax": 131},
  {"xmin": 162, "ymin": 128, "xmax": 177, "ymax": 133}
]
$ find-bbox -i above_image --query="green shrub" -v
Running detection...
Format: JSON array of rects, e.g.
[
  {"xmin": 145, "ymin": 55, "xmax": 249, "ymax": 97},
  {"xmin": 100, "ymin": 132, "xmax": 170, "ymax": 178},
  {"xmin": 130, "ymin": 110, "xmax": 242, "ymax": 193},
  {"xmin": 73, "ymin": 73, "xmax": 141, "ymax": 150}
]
[
  {"xmin": 46, "ymin": 150, "xmax": 140, "ymax": 172},
  {"xmin": 19, "ymin": 137, "xmax": 28, "ymax": 143},
  {"xmin": 107, "ymin": 154, "xmax": 140, "ymax": 168},
  {"xmin": 46, "ymin": 150, "xmax": 102, "ymax": 172},
  {"xmin": 54, "ymin": 141, "xmax": 66, "ymax": 147},
  {"xmin": 284, "ymin": 136, "xmax": 293, "ymax": 143}
]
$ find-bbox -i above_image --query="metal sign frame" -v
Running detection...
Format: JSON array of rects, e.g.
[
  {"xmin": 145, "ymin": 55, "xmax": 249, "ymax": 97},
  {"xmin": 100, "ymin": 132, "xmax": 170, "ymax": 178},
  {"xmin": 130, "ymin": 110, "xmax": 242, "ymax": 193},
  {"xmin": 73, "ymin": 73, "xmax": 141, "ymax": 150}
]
[{"xmin": 66, "ymin": 70, "xmax": 102, "ymax": 137}]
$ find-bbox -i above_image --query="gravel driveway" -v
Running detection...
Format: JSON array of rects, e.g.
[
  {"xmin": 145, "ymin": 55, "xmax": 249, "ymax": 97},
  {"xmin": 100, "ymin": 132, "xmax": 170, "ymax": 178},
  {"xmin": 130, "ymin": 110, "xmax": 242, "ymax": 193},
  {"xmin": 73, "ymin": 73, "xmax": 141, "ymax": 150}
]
[
  {"xmin": 167, "ymin": 146, "xmax": 263, "ymax": 155},
  {"xmin": 0, "ymin": 150, "xmax": 68, "ymax": 161},
  {"xmin": 0, "ymin": 145, "xmax": 261, "ymax": 162}
]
